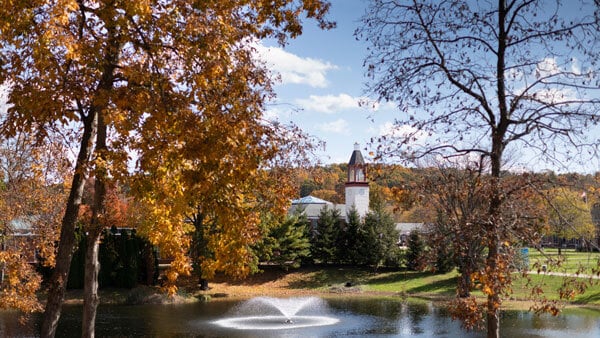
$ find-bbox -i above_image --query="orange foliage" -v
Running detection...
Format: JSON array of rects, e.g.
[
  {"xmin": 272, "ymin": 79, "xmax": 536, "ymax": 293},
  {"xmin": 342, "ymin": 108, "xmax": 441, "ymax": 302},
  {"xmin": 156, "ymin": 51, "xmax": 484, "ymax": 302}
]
[
  {"xmin": 0, "ymin": 0, "xmax": 334, "ymax": 309},
  {"xmin": 0, "ymin": 132, "xmax": 68, "ymax": 312},
  {"xmin": 0, "ymin": 250, "xmax": 43, "ymax": 314},
  {"xmin": 447, "ymin": 296, "xmax": 485, "ymax": 331}
]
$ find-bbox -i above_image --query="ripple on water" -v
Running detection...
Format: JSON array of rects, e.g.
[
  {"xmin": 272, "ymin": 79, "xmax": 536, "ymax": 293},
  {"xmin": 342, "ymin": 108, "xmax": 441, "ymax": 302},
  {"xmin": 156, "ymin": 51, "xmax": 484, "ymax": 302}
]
[{"xmin": 213, "ymin": 315, "xmax": 339, "ymax": 330}]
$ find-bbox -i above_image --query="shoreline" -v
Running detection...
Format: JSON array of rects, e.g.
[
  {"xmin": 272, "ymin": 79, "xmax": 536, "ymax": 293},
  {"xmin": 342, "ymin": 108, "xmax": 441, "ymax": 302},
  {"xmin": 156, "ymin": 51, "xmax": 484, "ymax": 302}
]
[
  {"xmin": 55, "ymin": 278, "xmax": 600, "ymax": 315},
  {"xmin": 48, "ymin": 265, "xmax": 600, "ymax": 314}
]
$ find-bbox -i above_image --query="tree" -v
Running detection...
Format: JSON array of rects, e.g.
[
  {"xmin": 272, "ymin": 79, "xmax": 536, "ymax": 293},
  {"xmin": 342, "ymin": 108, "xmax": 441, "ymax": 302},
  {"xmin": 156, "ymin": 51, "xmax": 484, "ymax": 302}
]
[
  {"xmin": 363, "ymin": 207, "xmax": 400, "ymax": 269},
  {"xmin": 311, "ymin": 206, "xmax": 342, "ymax": 264},
  {"xmin": 0, "ymin": 130, "xmax": 68, "ymax": 316},
  {"xmin": 424, "ymin": 165, "xmax": 488, "ymax": 297},
  {"xmin": 255, "ymin": 213, "xmax": 311, "ymax": 269},
  {"xmin": 358, "ymin": 1, "xmax": 600, "ymax": 336},
  {"xmin": 547, "ymin": 188, "xmax": 595, "ymax": 255},
  {"xmin": 406, "ymin": 230, "xmax": 426, "ymax": 271},
  {"xmin": 0, "ymin": 1, "xmax": 333, "ymax": 337},
  {"xmin": 338, "ymin": 207, "xmax": 363, "ymax": 265}
]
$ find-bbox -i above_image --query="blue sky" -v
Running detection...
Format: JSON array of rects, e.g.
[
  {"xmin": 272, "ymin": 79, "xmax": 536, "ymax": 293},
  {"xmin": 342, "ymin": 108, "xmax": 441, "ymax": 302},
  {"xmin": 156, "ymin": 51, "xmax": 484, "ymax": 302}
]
[
  {"xmin": 256, "ymin": 0, "xmax": 600, "ymax": 173},
  {"xmin": 257, "ymin": 0, "xmax": 391, "ymax": 164},
  {"xmin": 2, "ymin": 1, "xmax": 598, "ymax": 173},
  {"xmin": 0, "ymin": 1, "xmax": 377, "ymax": 166}
]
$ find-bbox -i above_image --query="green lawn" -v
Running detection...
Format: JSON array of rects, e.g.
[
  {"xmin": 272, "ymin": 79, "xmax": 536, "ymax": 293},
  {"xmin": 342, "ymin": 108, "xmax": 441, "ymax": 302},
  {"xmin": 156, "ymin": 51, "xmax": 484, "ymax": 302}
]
[
  {"xmin": 359, "ymin": 268, "xmax": 600, "ymax": 306},
  {"xmin": 510, "ymin": 272, "xmax": 600, "ymax": 305},
  {"xmin": 294, "ymin": 265, "xmax": 600, "ymax": 307},
  {"xmin": 267, "ymin": 260, "xmax": 600, "ymax": 308},
  {"xmin": 362, "ymin": 270, "xmax": 458, "ymax": 295},
  {"xmin": 527, "ymin": 248, "xmax": 600, "ymax": 274},
  {"xmin": 283, "ymin": 267, "xmax": 459, "ymax": 296}
]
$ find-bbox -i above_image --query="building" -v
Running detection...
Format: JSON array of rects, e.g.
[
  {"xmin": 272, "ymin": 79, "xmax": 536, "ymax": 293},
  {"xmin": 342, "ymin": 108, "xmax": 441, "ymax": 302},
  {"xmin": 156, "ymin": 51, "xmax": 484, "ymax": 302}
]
[
  {"xmin": 1, "ymin": 217, "xmax": 38, "ymax": 264},
  {"xmin": 290, "ymin": 143, "xmax": 428, "ymax": 244},
  {"xmin": 290, "ymin": 143, "xmax": 369, "ymax": 224},
  {"xmin": 395, "ymin": 223, "xmax": 426, "ymax": 247},
  {"xmin": 345, "ymin": 143, "xmax": 369, "ymax": 218}
]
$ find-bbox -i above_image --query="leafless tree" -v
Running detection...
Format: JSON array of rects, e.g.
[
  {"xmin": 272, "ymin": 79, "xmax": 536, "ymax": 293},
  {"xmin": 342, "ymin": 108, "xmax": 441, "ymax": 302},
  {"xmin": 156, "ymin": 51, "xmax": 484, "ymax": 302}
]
[{"xmin": 358, "ymin": 1, "xmax": 600, "ymax": 337}]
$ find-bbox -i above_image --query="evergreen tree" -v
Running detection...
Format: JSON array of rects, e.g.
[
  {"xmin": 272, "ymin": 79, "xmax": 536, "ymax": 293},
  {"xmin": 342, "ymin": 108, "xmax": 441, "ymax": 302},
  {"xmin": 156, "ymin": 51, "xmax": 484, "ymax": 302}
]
[
  {"xmin": 267, "ymin": 214, "xmax": 311, "ymax": 269},
  {"xmin": 434, "ymin": 244, "xmax": 455, "ymax": 274},
  {"xmin": 363, "ymin": 207, "xmax": 400, "ymax": 269},
  {"xmin": 311, "ymin": 206, "xmax": 342, "ymax": 264},
  {"xmin": 340, "ymin": 207, "xmax": 363, "ymax": 265},
  {"xmin": 406, "ymin": 230, "xmax": 426, "ymax": 271}
]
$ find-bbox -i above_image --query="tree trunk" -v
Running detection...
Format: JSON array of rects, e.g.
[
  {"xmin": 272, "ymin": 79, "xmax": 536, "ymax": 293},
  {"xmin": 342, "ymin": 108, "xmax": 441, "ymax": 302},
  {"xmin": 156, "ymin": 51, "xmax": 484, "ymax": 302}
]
[
  {"xmin": 82, "ymin": 229, "xmax": 102, "ymax": 338},
  {"xmin": 458, "ymin": 265, "xmax": 471, "ymax": 298},
  {"xmin": 41, "ymin": 114, "xmax": 97, "ymax": 338},
  {"xmin": 486, "ymin": 240, "xmax": 500, "ymax": 338},
  {"xmin": 486, "ymin": 304, "xmax": 500, "ymax": 338},
  {"xmin": 483, "ymin": 1, "xmax": 508, "ymax": 336},
  {"xmin": 80, "ymin": 19, "xmax": 117, "ymax": 335},
  {"xmin": 82, "ymin": 100, "xmax": 108, "ymax": 337},
  {"xmin": 558, "ymin": 242, "xmax": 562, "ymax": 256}
]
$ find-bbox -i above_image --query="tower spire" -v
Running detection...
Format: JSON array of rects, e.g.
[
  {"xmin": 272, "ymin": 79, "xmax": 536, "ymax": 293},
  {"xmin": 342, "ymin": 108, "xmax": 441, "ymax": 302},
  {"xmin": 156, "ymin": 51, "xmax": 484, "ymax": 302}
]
[{"xmin": 345, "ymin": 143, "xmax": 369, "ymax": 217}]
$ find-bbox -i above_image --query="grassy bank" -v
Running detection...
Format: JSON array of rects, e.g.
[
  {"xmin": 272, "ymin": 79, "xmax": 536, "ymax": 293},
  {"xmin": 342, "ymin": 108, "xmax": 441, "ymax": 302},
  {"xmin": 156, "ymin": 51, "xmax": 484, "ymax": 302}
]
[
  {"xmin": 528, "ymin": 248, "xmax": 600, "ymax": 274},
  {"xmin": 64, "ymin": 249, "xmax": 600, "ymax": 310},
  {"xmin": 201, "ymin": 263, "xmax": 600, "ymax": 310}
]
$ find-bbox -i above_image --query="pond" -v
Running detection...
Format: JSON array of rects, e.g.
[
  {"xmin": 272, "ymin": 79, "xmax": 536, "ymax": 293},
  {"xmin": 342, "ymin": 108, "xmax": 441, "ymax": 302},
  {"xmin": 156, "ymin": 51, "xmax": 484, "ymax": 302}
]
[{"xmin": 1, "ymin": 297, "xmax": 599, "ymax": 337}]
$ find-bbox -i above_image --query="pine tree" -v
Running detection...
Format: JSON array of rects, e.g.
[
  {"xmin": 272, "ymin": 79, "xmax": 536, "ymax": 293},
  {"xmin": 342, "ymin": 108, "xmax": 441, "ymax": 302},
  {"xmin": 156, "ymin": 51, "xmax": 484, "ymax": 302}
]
[
  {"xmin": 406, "ymin": 230, "xmax": 426, "ymax": 271},
  {"xmin": 311, "ymin": 206, "xmax": 342, "ymax": 265},
  {"xmin": 340, "ymin": 207, "xmax": 363, "ymax": 265},
  {"xmin": 268, "ymin": 214, "xmax": 311, "ymax": 269},
  {"xmin": 363, "ymin": 208, "xmax": 400, "ymax": 269}
]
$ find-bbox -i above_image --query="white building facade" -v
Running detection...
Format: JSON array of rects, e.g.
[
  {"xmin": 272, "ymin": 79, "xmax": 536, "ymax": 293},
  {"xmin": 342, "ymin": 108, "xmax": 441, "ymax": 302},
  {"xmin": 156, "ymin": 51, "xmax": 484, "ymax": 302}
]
[{"xmin": 290, "ymin": 143, "xmax": 369, "ymax": 221}]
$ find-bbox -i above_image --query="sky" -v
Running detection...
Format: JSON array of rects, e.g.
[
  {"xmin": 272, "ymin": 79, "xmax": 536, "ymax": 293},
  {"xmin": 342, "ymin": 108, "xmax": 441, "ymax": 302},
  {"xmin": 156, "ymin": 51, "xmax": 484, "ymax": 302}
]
[
  {"xmin": 256, "ymin": 0, "xmax": 390, "ymax": 165},
  {"xmin": 1, "ymin": 1, "xmax": 599, "ymax": 173},
  {"xmin": 256, "ymin": 0, "xmax": 600, "ymax": 173},
  {"xmin": 0, "ymin": 1, "xmax": 378, "ymax": 166}
]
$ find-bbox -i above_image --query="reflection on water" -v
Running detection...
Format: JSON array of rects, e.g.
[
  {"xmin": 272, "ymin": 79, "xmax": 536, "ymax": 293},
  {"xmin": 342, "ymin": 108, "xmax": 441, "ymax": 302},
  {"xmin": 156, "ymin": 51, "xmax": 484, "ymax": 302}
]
[{"xmin": 1, "ymin": 297, "xmax": 599, "ymax": 337}]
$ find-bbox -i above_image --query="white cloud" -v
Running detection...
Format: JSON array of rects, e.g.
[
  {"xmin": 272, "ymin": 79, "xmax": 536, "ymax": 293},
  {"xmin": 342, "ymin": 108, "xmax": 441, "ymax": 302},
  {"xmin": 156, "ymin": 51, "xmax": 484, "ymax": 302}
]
[
  {"xmin": 377, "ymin": 122, "xmax": 429, "ymax": 144},
  {"xmin": 512, "ymin": 57, "xmax": 581, "ymax": 104},
  {"xmin": 378, "ymin": 122, "xmax": 413, "ymax": 137},
  {"xmin": 533, "ymin": 87, "xmax": 576, "ymax": 104},
  {"xmin": 0, "ymin": 83, "xmax": 11, "ymax": 116},
  {"xmin": 316, "ymin": 119, "xmax": 350, "ymax": 134},
  {"xmin": 570, "ymin": 58, "xmax": 581, "ymax": 75},
  {"xmin": 262, "ymin": 107, "xmax": 281, "ymax": 121},
  {"xmin": 535, "ymin": 57, "xmax": 561, "ymax": 78},
  {"xmin": 295, "ymin": 93, "xmax": 360, "ymax": 114},
  {"xmin": 254, "ymin": 44, "xmax": 338, "ymax": 88},
  {"xmin": 507, "ymin": 68, "xmax": 524, "ymax": 81}
]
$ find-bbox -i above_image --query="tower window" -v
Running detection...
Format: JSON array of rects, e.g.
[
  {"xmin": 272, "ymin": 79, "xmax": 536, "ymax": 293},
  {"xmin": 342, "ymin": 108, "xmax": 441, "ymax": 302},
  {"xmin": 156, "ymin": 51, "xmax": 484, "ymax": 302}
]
[{"xmin": 357, "ymin": 169, "xmax": 364, "ymax": 181}]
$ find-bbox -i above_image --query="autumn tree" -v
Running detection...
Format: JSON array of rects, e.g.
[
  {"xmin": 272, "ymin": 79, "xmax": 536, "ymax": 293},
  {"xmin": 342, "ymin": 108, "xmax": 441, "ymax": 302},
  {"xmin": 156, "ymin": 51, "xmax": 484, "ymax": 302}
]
[
  {"xmin": 298, "ymin": 164, "xmax": 346, "ymax": 203},
  {"xmin": 0, "ymin": 129, "xmax": 69, "ymax": 316},
  {"xmin": 0, "ymin": 1, "xmax": 333, "ymax": 337},
  {"xmin": 423, "ymin": 164, "xmax": 488, "ymax": 296},
  {"xmin": 546, "ymin": 187, "xmax": 595, "ymax": 255},
  {"xmin": 358, "ymin": 1, "xmax": 600, "ymax": 337}
]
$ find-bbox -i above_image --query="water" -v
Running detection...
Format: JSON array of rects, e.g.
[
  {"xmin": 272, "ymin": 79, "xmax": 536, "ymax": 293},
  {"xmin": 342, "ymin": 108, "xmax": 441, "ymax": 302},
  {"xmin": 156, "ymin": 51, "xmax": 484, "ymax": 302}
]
[
  {"xmin": 240, "ymin": 296, "xmax": 324, "ymax": 318},
  {"xmin": 2, "ymin": 297, "xmax": 600, "ymax": 337},
  {"xmin": 214, "ymin": 296, "xmax": 339, "ymax": 330}
]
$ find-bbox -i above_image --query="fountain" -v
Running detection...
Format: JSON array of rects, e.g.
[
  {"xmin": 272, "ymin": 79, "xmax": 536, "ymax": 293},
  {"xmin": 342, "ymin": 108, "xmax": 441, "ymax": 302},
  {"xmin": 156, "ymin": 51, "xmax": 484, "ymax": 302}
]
[{"xmin": 213, "ymin": 296, "xmax": 339, "ymax": 330}]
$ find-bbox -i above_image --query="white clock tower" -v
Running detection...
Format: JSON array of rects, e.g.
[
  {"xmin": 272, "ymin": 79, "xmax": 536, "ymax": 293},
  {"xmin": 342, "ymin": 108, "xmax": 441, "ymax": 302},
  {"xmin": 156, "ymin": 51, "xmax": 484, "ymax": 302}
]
[{"xmin": 345, "ymin": 143, "xmax": 369, "ymax": 218}]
